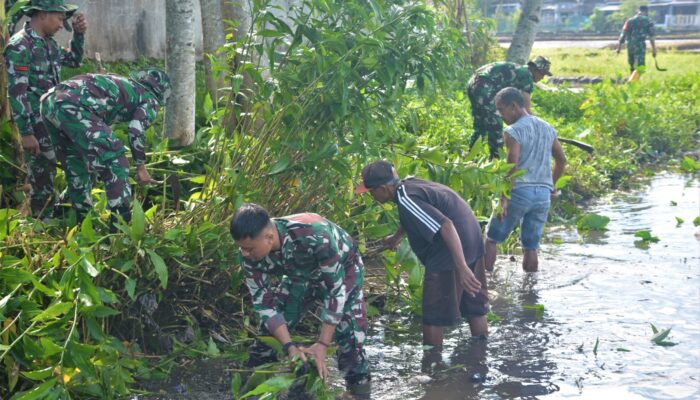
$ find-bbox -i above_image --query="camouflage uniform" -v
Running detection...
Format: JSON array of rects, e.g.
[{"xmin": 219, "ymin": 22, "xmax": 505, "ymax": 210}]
[
  {"xmin": 467, "ymin": 62, "xmax": 534, "ymax": 158},
  {"xmin": 242, "ymin": 213, "xmax": 370, "ymax": 385},
  {"xmin": 4, "ymin": 13, "xmax": 84, "ymax": 217},
  {"xmin": 39, "ymin": 71, "xmax": 169, "ymax": 221},
  {"xmin": 619, "ymin": 14, "xmax": 655, "ymax": 72}
]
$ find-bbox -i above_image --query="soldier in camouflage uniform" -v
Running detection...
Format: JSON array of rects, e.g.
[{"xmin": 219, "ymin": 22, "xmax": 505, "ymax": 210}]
[
  {"xmin": 617, "ymin": 5, "xmax": 657, "ymax": 74},
  {"xmin": 230, "ymin": 203, "xmax": 371, "ymax": 398},
  {"xmin": 39, "ymin": 70, "xmax": 170, "ymax": 224},
  {"xmin": 467, "ymin": 56, "xmax": 552, "ymax": 158},
  {"xmin": 4, "ymin": 0, "xmax": 86, "ymax": 218}
]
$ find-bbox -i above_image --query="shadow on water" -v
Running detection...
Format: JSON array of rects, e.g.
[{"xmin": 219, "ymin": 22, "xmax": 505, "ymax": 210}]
[{"xmin": 367, "ymin": 173, "xmax": 700, "ymax": 399}]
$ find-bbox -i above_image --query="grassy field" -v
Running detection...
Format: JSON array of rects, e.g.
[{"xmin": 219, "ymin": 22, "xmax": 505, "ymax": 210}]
[{"xmin": 535, "ymin": 47, "xmax": 700, "ymax": 81}]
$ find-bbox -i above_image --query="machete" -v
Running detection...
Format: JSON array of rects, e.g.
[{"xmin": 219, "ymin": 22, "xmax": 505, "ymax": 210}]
[
  {"xmin": 653, "ymin": 55, "xmax": 667, "ymax": 72},
  {"xmin": 558, "ymin": 137, "xmax": 594, "ymax": 154}
]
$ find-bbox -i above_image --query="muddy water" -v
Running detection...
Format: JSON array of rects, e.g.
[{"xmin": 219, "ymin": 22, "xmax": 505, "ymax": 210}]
[{"xmin": 366, "ymin": 173, "xmax": 700, "ymax": 399}]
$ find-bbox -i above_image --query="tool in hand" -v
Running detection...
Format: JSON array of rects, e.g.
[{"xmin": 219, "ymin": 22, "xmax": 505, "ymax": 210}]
[
  {"xmin": 653, "ymin": 55, "xmax": 667, "ymax": 72},
  {"xmin": 558, "ymin": 137, "xmax": 594, "ymax": 154}
]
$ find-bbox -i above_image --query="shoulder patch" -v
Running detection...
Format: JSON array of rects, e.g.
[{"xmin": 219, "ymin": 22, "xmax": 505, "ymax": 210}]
[{"xmin": 14, "ymin": 65, "xmax": 29, "ymax": 71}]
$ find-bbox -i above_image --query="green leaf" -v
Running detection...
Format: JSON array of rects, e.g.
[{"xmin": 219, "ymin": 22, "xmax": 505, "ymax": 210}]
[
  {"xmin": 4, "ymin": 1, "xmax": 29, "ymax": 30},
  {"xmin": 125, "ymin": 278, "xmax": 137, "ymax": 300},
  {"xmin": 190, "ymin": 175, "xmax": 207, "ymax": 184},
  {"xmin": 40, "ymin": 338, "xmax": 63, "ymax": 357},
  {"xmin": 231, "ymin": 373, "xmax": 242, "ymax": 398},
  {"xmin": 207, "ymin": 337, "xmax": 220, "ymax": 356},
  {"xmin": 267, "ymin": 157, "xmax": 290, "ymax": 176},
  {"xmin": 80, "ymin": 215, "xmax": 96, "ymax": 243},
  {"xmin": 593, "ymin": 337, "xmax": 599, "ymax": 355},
  {"xmin": 146, "ymin": 249, "xmax": 168, "ymax": 289},
  {"xmin": 10, "ymin": 378, "xmax": 57, "ymax": 400},
  {"xmin": 694, "ymin": 216, "xmax": 700, "ymax": 227},
  {"xmin": 241, "ymin": 375, "xmax": 295, "ymax": 398},
  {"xmin": 615, "ymin": 348, "xmax": 631, "ymax": 352},
  {"xmin": 82, "ymin": 305, "xmax": 120, "ymax": 318},
  {"xmin": 32, "ymin": 302, "xmax": 73, "ymax": 322},
  {"xmin": 675, "ymin": 217, "xmax": 684, "ymax": 225},
  {"xmin": 21, "ymin": 367, "xmax": 54, "ymax": 380},
  {"xmin": 555, "ymin": 175, "xmax": 572, "ymax": 190},
  {"xmin": 679, "ymin": 156, "xmax": 700, "ymax": 173},
  {"xmin": 634, "ymin": 230, "xmax": 659, "ymax": 243},
  {"xmin": 651, "ymin": 327, "xmax": 672, "ymax": 344},
  {"xmin": 131, "ymin": 201, "xmax": 145, "ymax": 243},
  {"xmin": 576, "ymin": 213, "xmax": 610, "ymax": 231}
]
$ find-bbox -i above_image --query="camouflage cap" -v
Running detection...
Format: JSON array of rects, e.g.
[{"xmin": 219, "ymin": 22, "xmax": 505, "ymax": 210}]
[
  {"xmin": 22, "ymin": 0, "xmax": 79, "ymax": 32},
  {"xmin": 528, "ymin": 55, "xmax": 553, "ymax": 76},
  {"xmin": 130, "ymin": 68, "xmax": 172, "ymax": 106}
]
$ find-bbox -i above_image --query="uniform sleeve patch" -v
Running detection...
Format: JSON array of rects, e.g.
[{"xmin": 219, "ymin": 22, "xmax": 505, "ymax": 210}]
[{"xmin": 15, "ymin": 65, "xmax": 29, "ymax": 71}]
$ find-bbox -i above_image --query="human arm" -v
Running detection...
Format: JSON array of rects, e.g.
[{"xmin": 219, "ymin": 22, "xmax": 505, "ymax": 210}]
[
  {"xmin": 301, "ymin": 322, "xmax": 335, "ymax": 380},
  {"xmin": 617, "ymin": 20, "xmax": 629, "ymax": 53},
  {"xmin": 128, "ymin": 101, "xmax": 159, "ymax": 183},
  {"xmin": 551, "ymin": 137, "xmax": 567, "ymax": 198},
  {"xmin": 61, "ymin": 13, "xmax": 86, "ymax": 67},
  {"xmin": 439, "ymin": 219, "xmax": 481, "ymax": 296},
  {"xmin": 381, "ymin": 226, "xmax": 405, "ymax": 250},
  {"xmin": 4, "ymin": 41, "xmax": 37, "ymax": 152}
]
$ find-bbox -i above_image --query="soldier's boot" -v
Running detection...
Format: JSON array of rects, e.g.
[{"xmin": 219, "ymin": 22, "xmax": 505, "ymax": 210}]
[
  {"xmin": 109, "ymin": 205, "xmax": 132, "ymax": 233},
  {"xmin": 346, "ymin": 376, "xmax": 371, "ymax": 399}
]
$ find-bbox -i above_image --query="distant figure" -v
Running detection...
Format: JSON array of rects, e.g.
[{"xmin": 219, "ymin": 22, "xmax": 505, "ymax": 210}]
[
  {"xmin": 230, "ymin": 204, "xmax": 371, "ymax": 398},
  {"xmin": 4, "ymin": 0, "xmax": 87, "ymax": 219},
  {"xmin": 39, "ymin": 70, "xmax": 170, "ymax": 226},
  {"xmin": 485, "ymin": 87, "xmax": 567, "ymax": 272},
  {"xmin": 467, "ymin": 56, "xmax": 552, "ymax": 159},
  {"xmin": 616, "ymin": 5, "xmax": 656, "ymax": 78},
  {"xmin": 357, "ymin": 160, "xmax": 489, "ymax": 349}
]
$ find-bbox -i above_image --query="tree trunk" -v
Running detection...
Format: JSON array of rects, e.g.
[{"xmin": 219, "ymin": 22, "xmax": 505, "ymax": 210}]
[
  {"xmin": 506, "ymin": 0, "xmax": 543, "ymax": 64},
  {"xmin": 199, "ymin": 0, "xmax": 226, "ymax": 104},
  {"xmin": 165, "ymin": 0, "xmax": 196, "ymax": 147}
]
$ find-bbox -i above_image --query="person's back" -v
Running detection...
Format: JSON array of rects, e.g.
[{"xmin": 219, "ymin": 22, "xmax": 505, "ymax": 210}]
[
  {"xmin": 472, "ymin": 62, "xmax": 532, "ymax": 92},
  {"xmin": 505, "ymin": 115, "xmax": 557, "ymax": 190},
  {"xmin": 625, "ymin": 14, "xmax": 654, "ymax": 43},
  {"xmin": 52, "ymin": 74, "xmax": 157, "ymax": 124}
]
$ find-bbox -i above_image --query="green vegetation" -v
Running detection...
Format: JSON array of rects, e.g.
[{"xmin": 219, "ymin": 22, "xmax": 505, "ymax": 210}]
[{"xmin": 1, "ymin": 0, "xmax": 699, "ymax": 398}]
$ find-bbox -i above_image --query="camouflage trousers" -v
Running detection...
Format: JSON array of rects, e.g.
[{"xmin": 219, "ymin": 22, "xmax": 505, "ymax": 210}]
[
  {"xmin": 627, "ymin": 41, "xmax": 647, "ymax": 72},
  {"xmin": 248, "ymin": 267, "xmax": 370, "ymax": 384},
  {"xmin": 467, "ymin": 77, "xmax": 504, "ymax": 159},
  {"xmin": 40, "ymin": 97, "xmax": 132, "ymax": 219},
  {"xmin": 23, "ymin": 120, "xmax": 58, "ymax": 218}
]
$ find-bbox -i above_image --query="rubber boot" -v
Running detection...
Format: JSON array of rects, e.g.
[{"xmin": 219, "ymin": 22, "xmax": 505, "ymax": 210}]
[{"xmin": 346, "ymin": 377, "xmax": 371, "ymax": 399}]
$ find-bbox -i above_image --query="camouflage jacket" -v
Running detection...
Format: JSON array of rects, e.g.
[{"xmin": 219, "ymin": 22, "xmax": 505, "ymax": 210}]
[
  {"xmin": 46, "ymin": 74, "xmax": 161, "ymax": 165},
  {"xmin": 4, "ymin": 22, "xmax": 84, "ymax": 137},
  {"xmin": 471, "ymin": 62, "xmax": 534, "ymax": 93},
  {"xmin": 620, "ymin": 14, "xmax": 655, "ymax": 46},
  {"xmin": 241, "ymin": 213, "xmax": 362, "ymax": 331}
]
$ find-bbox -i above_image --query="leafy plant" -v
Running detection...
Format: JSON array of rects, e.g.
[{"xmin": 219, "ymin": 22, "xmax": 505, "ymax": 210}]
[
  {"xmin": 634, "ymin": 230, "xmax": 659, "ymax": 243},
  {"xmin": 650, "ymin": 323, "xmax": 677, "ymax": 347},
  {"xmin": 679, "ymin": 156, "xmax": 700, "ymax": 173},
  {"xmin": 576, "ymin": 214, "xmax": 611, "ymax": 231}
]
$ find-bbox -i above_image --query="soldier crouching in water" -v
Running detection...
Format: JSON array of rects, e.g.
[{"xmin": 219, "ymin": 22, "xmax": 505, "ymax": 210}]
[
  {"xmin": 230, "ymin": 203, "xmax": 371, "ymax": 398},
  {"xmin": 39, "ymin": 69, "xmax": 170, "ymax": 227}
]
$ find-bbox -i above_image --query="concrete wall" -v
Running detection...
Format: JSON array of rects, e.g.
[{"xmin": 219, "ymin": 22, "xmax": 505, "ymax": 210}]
[{"xmin": 50, "ymin": 0, "xmax": 203, "ymax": 61}]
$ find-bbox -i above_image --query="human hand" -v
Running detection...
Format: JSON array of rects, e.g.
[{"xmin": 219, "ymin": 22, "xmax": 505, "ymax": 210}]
[
  {"xmin": 301, "ymin": 343, "xmax": 329, "ymax": 380},
  {"xmin": 616, "ymin": 47, "xmax": 621, "ymax": 54},
  {"xmin": 381, "ymin": 232, "xmax": 403, "ymax": 251},
  {"xmin": 457, "ymin": 264, "xmax": 481, "ymax": 297},
  {"xmin": 136, "ymin": 165, "xmax": 158, "ymax": 185},
  {"xmin": 287, "ymin": 345, "xmax": 308, "ymax": 362},
  {"xmin": 652, "ymin": 49, "xmax": 657, "ymax": 57},
  {"xmin": 551, "ymin": 190, "xmax": 559, "ymax": 200},
  {"xmin": 72, "ymin": 13, "xmax": 87, "ymax": 34},
  {"xmin": 22, "ymin": 135, "xmax": 40, "ymax": 156}
]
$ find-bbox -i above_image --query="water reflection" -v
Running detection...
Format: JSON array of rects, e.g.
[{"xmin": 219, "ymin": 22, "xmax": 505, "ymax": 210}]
[{"xmin": 367, "ymin": 174, "xmax": 700, "ymax": 400}]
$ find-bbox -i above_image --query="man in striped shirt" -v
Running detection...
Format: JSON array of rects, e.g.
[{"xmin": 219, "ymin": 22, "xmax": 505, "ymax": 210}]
[{"xmin": 357, "ymin": 161, "xmax": 489, "ymax": 348}]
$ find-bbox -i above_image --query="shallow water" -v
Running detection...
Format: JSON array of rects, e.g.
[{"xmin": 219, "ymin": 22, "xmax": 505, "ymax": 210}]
[{"xmin": 366, "ymin": 173, "xmax": 700, "ymax": 399}]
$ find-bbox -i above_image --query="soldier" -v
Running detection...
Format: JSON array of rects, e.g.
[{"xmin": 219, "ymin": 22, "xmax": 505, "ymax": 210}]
[
  {"xmin": 467, "ymin": 56, "xmax": 552, "ymax": 159},
  {"xmin": 616, "ymin": 5, "xmax": 656, "ymax": 77},
  {"xmin": 39, "ymin": 70, "xmax": 170, "ymax": 225},
  {"xmin": 4, "ymin": 0, "xmax": 87, "ymax": 218},
  {"xmin": 230, "ymin": 203, "xmax": 371, "ymax": 398}
]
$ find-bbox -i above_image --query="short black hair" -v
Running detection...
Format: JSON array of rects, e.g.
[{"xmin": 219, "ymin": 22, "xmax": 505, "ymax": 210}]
[
  {"xmin": 495, "ymin": 87, "xmax": 525, "ymax": 108},
  {"xmin": 639, "ymin": 5, "xmax": 648, "ymax": 12},
  {"xmin": 230, "ymin": 203, "xmax": 272, "ymax": 240}
]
